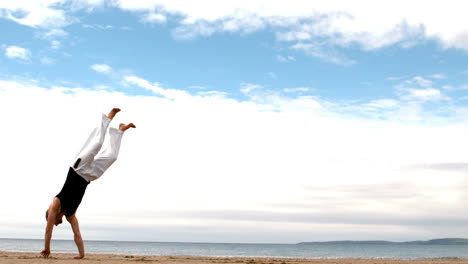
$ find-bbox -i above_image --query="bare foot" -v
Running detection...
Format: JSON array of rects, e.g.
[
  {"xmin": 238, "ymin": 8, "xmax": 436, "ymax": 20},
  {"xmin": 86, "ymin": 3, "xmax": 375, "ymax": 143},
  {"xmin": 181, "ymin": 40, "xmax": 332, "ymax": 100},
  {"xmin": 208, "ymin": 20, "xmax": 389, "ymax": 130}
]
[
  {"xmin": 107, "ymin": 108, "xmax": 121, "ymax": 119},
  {"xmin": 119, "ymin": 123, "xmax": 136, "ymax": 132}
]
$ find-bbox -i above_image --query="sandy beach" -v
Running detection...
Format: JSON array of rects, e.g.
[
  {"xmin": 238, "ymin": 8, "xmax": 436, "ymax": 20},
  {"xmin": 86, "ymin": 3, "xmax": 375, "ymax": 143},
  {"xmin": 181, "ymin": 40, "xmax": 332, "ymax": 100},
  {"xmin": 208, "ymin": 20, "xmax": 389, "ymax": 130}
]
[{"xmin": 1, "ymin": 252, "xmax": 468, "ymax": 264}]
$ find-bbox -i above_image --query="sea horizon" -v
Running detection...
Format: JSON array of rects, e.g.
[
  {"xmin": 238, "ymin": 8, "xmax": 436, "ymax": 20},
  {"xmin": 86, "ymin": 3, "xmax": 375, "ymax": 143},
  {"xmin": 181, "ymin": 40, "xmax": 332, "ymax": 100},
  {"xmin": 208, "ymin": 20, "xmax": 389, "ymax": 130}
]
[
  {"xmin": 3, "ymin": 237, "xmax": 468, "ymax": 259},
  {"xmin": 3, "ymin": 237, "xmax": 468, "ymax": 245}
]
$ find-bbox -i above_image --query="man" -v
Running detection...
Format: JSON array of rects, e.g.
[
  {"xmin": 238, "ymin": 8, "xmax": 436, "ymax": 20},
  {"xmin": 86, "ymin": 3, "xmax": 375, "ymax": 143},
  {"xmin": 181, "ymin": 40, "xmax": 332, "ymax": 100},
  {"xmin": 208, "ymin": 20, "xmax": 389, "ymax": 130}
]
[{"xmin": 41, "ymin": 108, "xmax": 135, "ymax": 259}]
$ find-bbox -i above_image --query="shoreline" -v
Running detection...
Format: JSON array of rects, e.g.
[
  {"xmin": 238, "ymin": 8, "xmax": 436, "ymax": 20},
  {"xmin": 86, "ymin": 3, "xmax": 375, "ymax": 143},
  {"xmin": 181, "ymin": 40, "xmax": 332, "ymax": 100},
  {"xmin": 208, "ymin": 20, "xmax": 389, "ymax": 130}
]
[
  {"xmin": 2, "ymin": 252, "xmax": 468, "ymax": 264},
  {"xmin": 2, "ymin": 250, "xmax": 468, "ymax": 260}
]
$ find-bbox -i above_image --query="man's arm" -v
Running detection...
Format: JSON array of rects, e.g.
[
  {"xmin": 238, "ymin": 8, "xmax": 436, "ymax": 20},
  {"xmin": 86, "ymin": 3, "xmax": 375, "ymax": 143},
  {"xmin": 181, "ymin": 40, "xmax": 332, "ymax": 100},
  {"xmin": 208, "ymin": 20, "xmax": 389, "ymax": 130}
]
[
  {"xmin": 41, "ymin": 200, "xmax": 59, "ymax": 258},
  {"xmin": 67, "ymin": 214, "xmax": 85, "ymax": 259}
]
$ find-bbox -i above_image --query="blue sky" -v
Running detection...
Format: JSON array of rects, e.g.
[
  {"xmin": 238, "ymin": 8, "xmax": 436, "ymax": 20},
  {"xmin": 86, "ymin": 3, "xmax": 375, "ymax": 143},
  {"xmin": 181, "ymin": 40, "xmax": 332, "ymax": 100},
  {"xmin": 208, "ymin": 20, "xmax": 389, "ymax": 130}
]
[
  {"xmin": 2, "ymin": 1, "xmax": 468, "ymax": 244},
  {"xmin": 2, "ymin": 3, "xmax": 468, "ymax": 106}
]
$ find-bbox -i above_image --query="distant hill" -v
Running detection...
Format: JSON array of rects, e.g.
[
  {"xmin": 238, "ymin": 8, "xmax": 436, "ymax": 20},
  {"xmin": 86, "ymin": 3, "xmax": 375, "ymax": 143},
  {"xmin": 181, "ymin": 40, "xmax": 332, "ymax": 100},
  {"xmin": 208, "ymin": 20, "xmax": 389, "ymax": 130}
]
[{"xmin": 298, "ymin": 238, "xmax": 468, "ymax": 245}]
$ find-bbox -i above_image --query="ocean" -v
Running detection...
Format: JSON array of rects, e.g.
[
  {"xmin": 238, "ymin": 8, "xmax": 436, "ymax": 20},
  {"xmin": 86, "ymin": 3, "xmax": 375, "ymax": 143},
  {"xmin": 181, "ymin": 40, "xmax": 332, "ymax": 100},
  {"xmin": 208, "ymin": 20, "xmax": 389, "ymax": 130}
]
[{"xmin": 2, "ymin": 238, "xmax": 468, "ymax": 259}]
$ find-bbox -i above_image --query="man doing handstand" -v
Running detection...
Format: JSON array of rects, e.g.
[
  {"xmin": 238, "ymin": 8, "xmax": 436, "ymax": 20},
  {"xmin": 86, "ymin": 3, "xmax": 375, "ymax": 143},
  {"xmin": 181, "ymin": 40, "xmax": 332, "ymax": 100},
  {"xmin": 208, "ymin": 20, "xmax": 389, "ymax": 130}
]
[{"xmin": 41, "ymin": 108, "xmax": 135, "ymax": 259}]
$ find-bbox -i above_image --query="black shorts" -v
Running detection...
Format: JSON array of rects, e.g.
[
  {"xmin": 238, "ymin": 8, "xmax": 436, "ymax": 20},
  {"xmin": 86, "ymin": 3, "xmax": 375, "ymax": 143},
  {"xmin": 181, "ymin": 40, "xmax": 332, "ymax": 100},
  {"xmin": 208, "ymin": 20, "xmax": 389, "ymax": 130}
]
[{"xmin": 56, "ymin": 167, "xmax": 90, "ymax": 217}]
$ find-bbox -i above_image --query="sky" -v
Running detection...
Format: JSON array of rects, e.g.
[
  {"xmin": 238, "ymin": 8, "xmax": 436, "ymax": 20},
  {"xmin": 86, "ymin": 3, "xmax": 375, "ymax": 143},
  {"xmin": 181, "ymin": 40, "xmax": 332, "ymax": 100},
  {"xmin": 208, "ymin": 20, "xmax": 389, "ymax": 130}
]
[{"xmin": 1, "ymin": 0, "xmax": 468, "ymax": 244}]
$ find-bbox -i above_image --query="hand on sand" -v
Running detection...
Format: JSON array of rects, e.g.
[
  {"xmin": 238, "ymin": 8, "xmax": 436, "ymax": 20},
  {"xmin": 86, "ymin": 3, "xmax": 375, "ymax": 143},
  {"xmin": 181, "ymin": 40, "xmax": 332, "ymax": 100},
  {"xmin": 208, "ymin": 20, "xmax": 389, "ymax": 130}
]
[{"xmin": 41, "ymin": 249, "xmax": 50, "ymax": 258}]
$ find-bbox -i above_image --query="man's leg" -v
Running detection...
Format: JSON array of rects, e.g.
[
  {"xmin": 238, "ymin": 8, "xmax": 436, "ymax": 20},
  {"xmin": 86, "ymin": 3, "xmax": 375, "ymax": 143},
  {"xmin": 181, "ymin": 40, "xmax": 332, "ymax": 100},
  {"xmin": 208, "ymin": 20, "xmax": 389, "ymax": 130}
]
[
  {"xmin": 73, "ymin": 108, "xmax": 120, "ymax": 172},
  {"xmin": 88, "ymin": 123, "xmax": 136, "ymax": 179}
]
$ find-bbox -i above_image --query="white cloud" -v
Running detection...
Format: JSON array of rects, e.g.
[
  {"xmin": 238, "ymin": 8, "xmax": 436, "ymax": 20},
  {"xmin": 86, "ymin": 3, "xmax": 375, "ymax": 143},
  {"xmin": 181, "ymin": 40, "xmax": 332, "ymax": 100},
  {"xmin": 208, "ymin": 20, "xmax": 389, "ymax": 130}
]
[
  {"xmin": 36, "ymin": 28, "xmax": 68, "ymax": 39},
  {"xmin": 5, "ymin": 45, "xmax": 31, "ymax": 60},
  {"xmin": 141, "ymin": 13, "xmax": 167, "ymax": 24},
  {"xmin": 2, "ymin": 78, "xmax": 468, "ymax": 242},
  {"xmin": 188, "ymin": 85, "xmax": 207, "ymax": 90},
  {"xmin": 0, "ymin": 1, "xmax": 74, "ymax": 28},
  {"xmin": 2, "ymin": 1, "xmax": 468, "ymax": 53},
  {"xmin": 83, "ymin": 24, "xmax": 114, "ymax": 29},
  {"xmin": 441, "ymin": 84, "xmax": 468, "ymax": 92},
  {"xmin": 93, "ymin": 84, "xmax": 112, "ymax": 91},
  {"xmin": 276, "ymin": 55, "xmax": 295, "ymax": 62},
  {"xmin": 33, "ymin": 29, "xmax": 67, "ymax": 50},
  {"xmin": 110, "ymin": 0, "xmax": 468, "ymax": 51},
  {"xmin": 3, "ymin": 1, "xmax": 467, "ymax": 68},
  {"xmin": 123, "ymin": 75, "xmax": 191, "ymax": 99},
  {"xmin": 403, "ymin": 88, "xmax": 447, "ymax": 102},
  {"xmin": 40, "ymin": 57, "xmax": 54, "ymax": 64},
  {"xmin": 172, "ymin": 21, "xmax": 216, "ymax": 39},
  {"xmin": 394, "ymin": 76, "xmax": 450, "ymax": 103},
  {"xmin": 240, "ymin": 82, "xmax": 263, "ymax": 94},
  {"xmin": 278, "ymin": 75, "xmax": 459, "ymax": 122},
  {"xmin": 90, "ymin": 64, "xmax": 112, "ymax": 74},
  {"xmin": 240, "ymin": 82, "xmax": 323, "ymax": 112},
  {"xmin": 291, "ymin": 42, "xmax": 356, "ymax": 66},
  {"xmin": 392, "ymin": 76, "xmax": 454, "ymax": 103},
  {"xmin": 442, "ymin": 85, "xmax": 454, "ymax": 90},
  {"xmin": 443, "ymin": 28, "xmax": 468, "ymax": 51},
  {"xmin": 196, "ymin": 90, "xmax": 228, "ymax": 99},
  {"xmin": 276, "ymin": 31, "xmax": 312, "ymax": 42},
  {"xmin": 408, "ymin": 76, "xmax": 433, "ymax": 88},
  {"xmin": 428, "ymin": 74, "xmax": 446, "ymax": 80},
  {"xmin": 283, "ymin": 87, "xmax": 311, "ymax": 93},
  {"xmin": 365, "ymin": 99, "xmax": 399, "ymax": 109},
  {"xmin": 51, "ymin": 40, "xmax": 61, "ymax": 49}
]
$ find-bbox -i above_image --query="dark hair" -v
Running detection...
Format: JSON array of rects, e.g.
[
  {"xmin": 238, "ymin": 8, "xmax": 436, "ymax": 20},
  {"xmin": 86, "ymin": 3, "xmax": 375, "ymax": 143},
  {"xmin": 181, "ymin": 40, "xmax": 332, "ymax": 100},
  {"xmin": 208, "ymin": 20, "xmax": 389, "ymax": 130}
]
[{"xmin": 45, "ymin": 209, "xmax": 49, "ymax": 221}]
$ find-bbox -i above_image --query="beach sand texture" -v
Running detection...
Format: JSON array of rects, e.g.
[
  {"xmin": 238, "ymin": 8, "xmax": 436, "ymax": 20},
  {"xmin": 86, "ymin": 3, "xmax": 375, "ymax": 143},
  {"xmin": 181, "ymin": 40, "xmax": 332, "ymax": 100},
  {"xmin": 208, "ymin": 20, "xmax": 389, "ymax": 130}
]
[{"xmin": 1, "ymin": 252, "xmax": 468, "ymax": 264}]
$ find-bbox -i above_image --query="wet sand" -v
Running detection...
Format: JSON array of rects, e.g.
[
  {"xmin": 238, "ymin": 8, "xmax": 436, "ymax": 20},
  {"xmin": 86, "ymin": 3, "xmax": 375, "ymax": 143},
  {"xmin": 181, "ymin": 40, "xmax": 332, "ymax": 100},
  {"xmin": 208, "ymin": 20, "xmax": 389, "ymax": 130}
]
[{"xmin": 1, "ymin": 251, "xmax": 468, "ymax": 264}]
